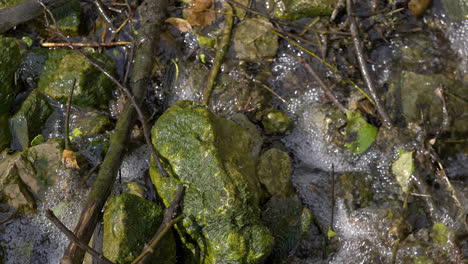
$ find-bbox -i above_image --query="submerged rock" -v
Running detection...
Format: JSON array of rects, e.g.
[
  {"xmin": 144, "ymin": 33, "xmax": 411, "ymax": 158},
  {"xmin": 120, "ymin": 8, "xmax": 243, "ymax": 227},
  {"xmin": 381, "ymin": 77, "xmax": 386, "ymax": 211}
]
[
  {"xmin": 9, "ymin": 90, "xmax": 53, "ymax": 151},
  {"xmin": 103, "ymin": 193, "xmax": 176, "ymax": 264},
  {"xmin": 262, "ymin": 197, "xmax": 313, "ymax": 263},
  {"xmin": 71, "ymin": 111, "xmax": 112, "ymax": 137},
  {"xmin": 37, "ymin": 50, "xmax": 115, "ymax": 108},
  {"xmin": 150, "ymin": 100, "xmax": 273, "ymax": 263},
  {"xmin": 261, "ymin": 109, "xmax": 293, "ymax": 134},
  {"xmin": 393, "ymin": 71, "xmax": 468, "ymax": 134},
  {"xmin": 232, "ymin": 18, "xmax": 279, "ymax": 61},
  {"xmin": 267, "ymin": 0, "xmax": 337, "ymax": 20},
  {"xmin": 257, "ymin": 148, "xmax": 293, "ymax": 198}
]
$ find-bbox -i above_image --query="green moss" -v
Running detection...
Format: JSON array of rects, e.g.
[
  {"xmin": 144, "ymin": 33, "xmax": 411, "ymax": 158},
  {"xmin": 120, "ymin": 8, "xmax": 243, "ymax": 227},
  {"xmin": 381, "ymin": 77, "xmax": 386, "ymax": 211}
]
[
  {"xmin": 0, "ymin": 0, "xmax": 26, "ymax": 9},
  {"xmin": 150, "ymin": 100, "xmax": 273, "ymax": 263},
  {"xmin": 37, "ymin": 50, "xmax": 115, "ymax": 108},
  {"xmin": 103, "ymin": 193, "xmax": 176, "ymax": 264},
  {"xmin": 50, "ymin": 0, "xmax": 82, "ymax": 36},
  {"xmin": 270, "ymin": 0, "xmax": 337, "ymax": 20},
  {"xmin": 9, "ymin": 90, "xmax": 53, "ymax": 150},
  {"xmin": 431, "ymin": 222, "xmax": 449, "ymax": 245},
  {"xmin": 257, "ymin": 148, "xmax": 293, "ymax": 198},
  {"xmin": 0, "ymin": 36, "xmax": 21, "ymax": 115}
]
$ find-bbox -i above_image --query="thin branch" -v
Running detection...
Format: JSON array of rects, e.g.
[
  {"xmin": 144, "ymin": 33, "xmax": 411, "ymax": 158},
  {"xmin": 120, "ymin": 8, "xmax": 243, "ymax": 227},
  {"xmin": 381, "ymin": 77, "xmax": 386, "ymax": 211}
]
[
  {"xmin": 64, "ymin": 77, "xmax": 76, "ymax": 150},
  {"xmin": 202, "ymin": 3, "xmax": 234, "ymax": 105},
  {"xmin": 346, "ymin": 0, "xmax": 392, "ymax": 127},
  {"xmin": 302, "ymin": 61, "xmax": 347, "ymax": 113},
  {"xmin": 45, "ymin": 209, "xmax": 116, "ymax": 264},
  {"xmin": 41, "ymin": 41, "xmax": 132, "ymax": 47},
  {"xmin": 132, "ymin": 185, "xmax": 185, "ymax": 264},
  {"xmin": 94, "ymin": 0, "xmax": 114, "ymax": 30}
]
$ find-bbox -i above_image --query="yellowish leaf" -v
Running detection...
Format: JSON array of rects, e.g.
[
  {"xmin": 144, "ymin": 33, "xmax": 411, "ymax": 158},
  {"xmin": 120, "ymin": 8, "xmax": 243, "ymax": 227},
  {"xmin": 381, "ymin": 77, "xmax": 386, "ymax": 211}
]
[
  {"xmin": 62, "ymin": 149, "xmax": 80, "ymax": 169},
  {"xmin": 166, "ymin": 17, "xmax": 193, "ymax": 32}
]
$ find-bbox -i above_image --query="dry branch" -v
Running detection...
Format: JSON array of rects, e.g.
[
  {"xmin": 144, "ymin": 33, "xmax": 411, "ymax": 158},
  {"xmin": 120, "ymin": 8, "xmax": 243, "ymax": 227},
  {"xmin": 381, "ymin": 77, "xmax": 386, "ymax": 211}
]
[{"xmin": 346, "ymin": 0, "xmax": 392, "ymax": 127}]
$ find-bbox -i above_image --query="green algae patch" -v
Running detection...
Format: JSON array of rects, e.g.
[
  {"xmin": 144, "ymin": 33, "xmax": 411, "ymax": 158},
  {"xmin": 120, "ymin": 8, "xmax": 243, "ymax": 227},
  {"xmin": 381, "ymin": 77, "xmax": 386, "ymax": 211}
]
[
  {"xmin": 0, "ymin": 36, "xmax": 21, "ymax": 115},
  {"xmin": 0, "ymin": 0, "xmax": 26, "ymax": 9},
  {"xmin": 344, "ymin": 110, "xmax": 378, "ymax": 154},
  {"xmin": 150, "ymin": 100, "xmax": 273, "ymax": 263},
  {"xmin": 38, "ymin": 50, "xmax": 115, "ymax": 108},
  {"xmin": 103, "ymin": 192, "xmax": 176, "ymax": 264},
  {"xmin": 269, "ymin": 0, "xmax": 337, "ymax": 20},
  {"xmin": 431, "ymin": 222, "xmax": 450, "ymax": 245},
  {"xmin": 261, "ymin": 109, "xmax": 293, "ymax": 134},
  {"xmin": 50, "ymin": 0, "xmax": 83, "ymax": 36},
  {"xmin": 9, "ymin": 90, "xmax": 53, "ymax": 150}
]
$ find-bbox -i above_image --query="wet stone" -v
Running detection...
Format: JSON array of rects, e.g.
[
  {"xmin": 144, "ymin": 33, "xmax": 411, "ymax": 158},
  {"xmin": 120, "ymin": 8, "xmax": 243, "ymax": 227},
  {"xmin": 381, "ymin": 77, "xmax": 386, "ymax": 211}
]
[
  {"xmin": 266, "ymin": 0, "xmax": 337, "ymax": 20},
  {"xmin": 103, "ymin": 192, "xmax": 176, "ymax": 264},
  {"xmin": 37, "ymin": 49, "xmax": 115, "ymax": 108},
  {"xmin": 150, "ymin": 100, "xmax": 273, "ymax": 264},
  {"xmin": 9, "ymin": 90, "xmax": 53, "ymax": 151},
  {"xmin": 257, "ymin": 148, "xmax": 293, "ymax": 198},
  {"xmin": 262, "ymin": 109, "xmax": 293, "ymax": 134}
]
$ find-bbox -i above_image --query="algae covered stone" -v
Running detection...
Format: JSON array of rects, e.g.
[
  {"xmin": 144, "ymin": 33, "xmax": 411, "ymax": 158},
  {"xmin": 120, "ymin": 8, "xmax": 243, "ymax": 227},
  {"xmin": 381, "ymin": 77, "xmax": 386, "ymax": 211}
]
[
  {"xmin": 232, "ymin": 18, "xmax": 279, "ymax": 61},
  {"xmin": 150, "ymin": 100, "xmax": 273, "ymax": 263},
  {"xmin": 9, "ymin": 90, "xmax": 53, "ymax": 150},
  {"xmin": 38, "ymin": 50, "xmax": 115, "ymax": 108},
  {"xmin": 103, "ymin": 192, "xmax": 176, "ymax": 264},
  {"xmin": 0, "ymin": 37, "xmax": 21, "ymax": 114},
  {"xmin": 268, "ymin": 0, "xmax": 337, "ymax": 20},
  {"xmin": 257, "ymin": 148, "xmax": 293, "ymax": 198},
  {"xmin": 262, "ymin": 109, "xmax": 293, "ymax": 134}
]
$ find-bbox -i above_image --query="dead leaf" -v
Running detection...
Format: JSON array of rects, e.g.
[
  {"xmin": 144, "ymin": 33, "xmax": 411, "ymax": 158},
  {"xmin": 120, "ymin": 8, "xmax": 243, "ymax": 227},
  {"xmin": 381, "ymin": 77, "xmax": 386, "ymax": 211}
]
[
  {"xmin": 184, "ymin": 0, "xmax": 215, "ymax": 27},
  {"xmin": 408, "ymin": 0, "xmax": 432, "ymax": 17},
  {"xmin": 62, "ymin": 149, "xmax": 80, "ymax": 169},
  {"xmin": 166, "ymin": 17, "xmax": 193, "ymax": 32}
]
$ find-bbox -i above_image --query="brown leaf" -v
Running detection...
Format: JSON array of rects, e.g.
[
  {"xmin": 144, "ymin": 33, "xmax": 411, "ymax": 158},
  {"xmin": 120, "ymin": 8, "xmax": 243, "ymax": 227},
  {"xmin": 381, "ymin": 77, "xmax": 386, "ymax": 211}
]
[
  {"xmin": 62, "ymin": 149, "xmax": 80, "ymax": 169},
  {"xmin": 166, "ymin": 17, "xmax": 193, "ymax": 32},
  {"xmin": 408, "ymin": 0, "xmax": 432, "ymax": 17},
  {"xmin": 184, "ymin": 0, "xmax": 215, "ymax": 27}
]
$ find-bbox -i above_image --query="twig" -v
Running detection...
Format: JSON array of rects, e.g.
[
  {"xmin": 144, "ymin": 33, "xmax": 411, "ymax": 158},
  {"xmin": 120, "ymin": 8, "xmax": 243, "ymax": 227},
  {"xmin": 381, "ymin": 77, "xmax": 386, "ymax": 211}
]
[
  {"xmin": 346, "ymin": 0, "xmax": 392, "ymax": 128},
  {"xmin": 94, "ymin": 0, "xmax": 114, "ymax": 30},
  {"xmin": 64, "ymin": 77, "xmax": 76, "ymax": 150},
  {"xmin": 45, "ymin": 28, "xmax": 167, "ymax": 178},
  {"xmin": 202, "ymin": 3, "xmax": 234, "ymax": 105},
  {"xmin": 45, "ymin": 209, "xmax": 116, "ymax": 264},
  {"xmin": 302, "ymin": 61, "xmax": 347, "ymax": 113},
  {"xmin": 131, "ymin": 185, "xmax": 185, "ymax": 264},
  {"xmin": 41, "ymin": 41, "xmax": 132, "ymax": 47},
  {"xmin": 253, "ymin": 80, "xmax": 287, "ymax": 104}
]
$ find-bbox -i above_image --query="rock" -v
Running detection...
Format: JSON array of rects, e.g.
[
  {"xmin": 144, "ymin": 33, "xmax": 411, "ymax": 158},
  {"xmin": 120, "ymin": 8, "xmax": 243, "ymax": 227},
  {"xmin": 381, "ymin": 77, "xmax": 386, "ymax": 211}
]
[
  {"xmin": 441, "ymin": 0, "xmax": 468, "ymax": 20},
  {"xmin": 9, "ymin": 90, "xmax": 53, "ymax": 151},
  {"xmin": 103, "ymin": 193, "xmax": 176, "ymax": 264},
  {"xmin": 393, "ymin": 71, "xmax": 468, "ymax": 134},
  {"xmin": 49, "ymin": 0, "xmax": 83, "ymax": 36},
  {"xmin": 232, "ymin": 18, "xmax": 278, "ymax": 61},
  {"xmin": 262, "ymin": 197, "xmax": 312, "ymax": 263},
  {"xmin": 267, "ymin": 0, "xmax": 337, "ymax": 20},
  {"xmin": 0, "ymin": 155, "xmax": 37, "ymax": 214},
  {"xmin": 0, "ymin": 0, "xmax": 26, "ymax": 9},
  {"xmin": 150, "ymin": 100, "xmax": 273, "ymax": 263},
  {"xmin": 37, "ymin": 50, "xmax": 115, "ymax": 108},
  {"xmin": 262, "ymin": 109, "xmax": 293, "ymax": 134},
  {"xmin": 71, "ymin": 111, "xmax": 112, "ymax": 138},
  {"xmin": 257, "ymin": 148, "xmax": 293, "ymax": 198},
  {"xmin": 230, "ymin": 113, "xmax": 263, "ymax": 160}
]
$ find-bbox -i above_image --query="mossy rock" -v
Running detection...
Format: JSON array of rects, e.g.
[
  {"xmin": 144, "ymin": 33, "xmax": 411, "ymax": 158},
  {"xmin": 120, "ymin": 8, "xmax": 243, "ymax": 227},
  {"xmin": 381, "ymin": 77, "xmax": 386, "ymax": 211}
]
[
  {"xmin": 0, "ymin": 0, "xmax": 26, "ymax": 9},
  {"xmin": 0, "ymin": 114, "xmax": 11, "ymax": 151},
  {"xmin": 262, "ymin": 109, "xmax": 293, "ymax": 134},
  {"xmin": 232, "ymin": 18, "xmax": 279, "ymax": 61},
  {"xmin": 0, "ymin": 36, "xmax": 21, "ymax": 114},
  {"xmin": 257, "ymin": 148, "xmax": 293, "ymax": 198},
  {"xmin": 38, "ymin": 49, "xmax": 115, "ymax": 108},
  {"xmin": 9, "ymin": 90, "xmax": 53, "ymax": 150},
  {"xmin": 49, "ymin": 0, "xmax": 83, "ymax": 36},
  {"xmin": 268, "ymin": 0, "xmax": 337, "ymax": 20},
  {"xmin": 150, "ymin": 100, "xmax": 273, "ymax": 263},
  {"xmin": 71, "ymin": 111, "xmax": 113, "ymax": 138},
  {"xmin": 103, "ymin": 192, "xmax": 176, "ymax": 264}
]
